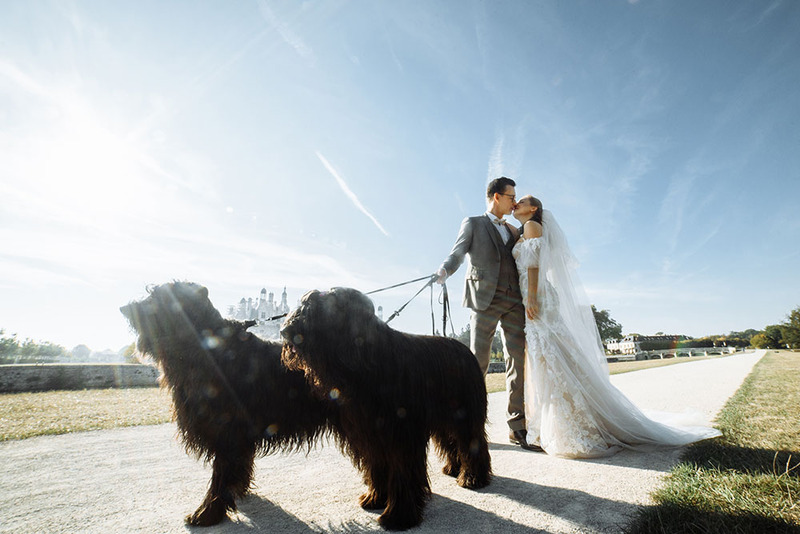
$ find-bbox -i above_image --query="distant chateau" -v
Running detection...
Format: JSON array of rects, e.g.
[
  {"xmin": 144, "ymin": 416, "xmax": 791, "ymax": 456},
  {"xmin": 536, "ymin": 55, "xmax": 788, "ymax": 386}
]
[
  {"xmin": 227, "ymin": 287, "xmax": 386, "ymax": 339},
  {"xmin": 605, "ymin": 334, "xmax": 687, "ymax": 355},
  {"xmin": 228, "ymin": 287, "xmax": 292, "ymax": 340}
]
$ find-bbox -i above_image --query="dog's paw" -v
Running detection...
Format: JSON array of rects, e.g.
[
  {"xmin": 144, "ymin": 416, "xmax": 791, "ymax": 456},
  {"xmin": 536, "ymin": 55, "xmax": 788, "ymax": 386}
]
[
  {"xmin": 359, "ymin": 490, "xmax": 387, "ymax": 511},
  {"xmin": 457, "ymin": 470, "xmax": 491, "ymax": 490},
  {"xmin": 378, "ymin": 507, "xmax": 422, "ymax": 531},
  {"xmin": 185, "ymin": 497, "xmax": 228, "ymax": 526},
  {"xmin": 441, "ymin": 461, "xmax": 460, "ymax": 477}
]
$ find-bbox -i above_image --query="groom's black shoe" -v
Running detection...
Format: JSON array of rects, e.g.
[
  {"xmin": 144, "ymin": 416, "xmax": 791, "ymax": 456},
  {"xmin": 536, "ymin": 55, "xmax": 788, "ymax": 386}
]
[{"xmin": 509, "ymin": 429, "xmax": 544, "ymax": 452}]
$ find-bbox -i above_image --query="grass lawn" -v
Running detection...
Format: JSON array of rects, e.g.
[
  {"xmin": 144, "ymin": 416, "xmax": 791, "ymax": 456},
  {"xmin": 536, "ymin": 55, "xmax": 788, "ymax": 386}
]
[
  {"xmin": 484, "ymin": 353, "xmax": 729, "ymax": 394},
  {"xmin": 627, "ymin": 350, "xmax": 800, "ymax": 533},
  {"xmin": 0, "ymin": 387, "xmax": 172, "ymax": 441}
]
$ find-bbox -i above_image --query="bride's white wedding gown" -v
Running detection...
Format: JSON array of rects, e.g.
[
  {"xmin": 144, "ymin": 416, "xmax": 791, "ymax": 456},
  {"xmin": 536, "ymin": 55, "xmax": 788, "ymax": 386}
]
[{"xmin": 512, "ymin": 215, "xmax": 721, "ymax": 458}]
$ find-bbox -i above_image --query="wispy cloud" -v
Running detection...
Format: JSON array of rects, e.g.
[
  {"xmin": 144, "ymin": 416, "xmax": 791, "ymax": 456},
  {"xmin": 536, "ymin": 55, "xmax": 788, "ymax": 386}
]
[
  {"xmin": 492, "ymin": 121, "xmax": 528, "ymax": 182},
  {"xmin": 487, "ymin": 130, "xmax": 504, "ymax": 182},
  {"xmin": 315, "ymin": 151, "xmax": 390, "ymax": 236},
  {"xmin": 256, "ymin": 0, "xmax": 315, "ymax": 64},
  {"xmin": 658, "ymin": 165, "xmax": 696, "ymax": 254},
  {"xmin": 0, "ymin": 59, "xmax": 49, "ymax": 97}
]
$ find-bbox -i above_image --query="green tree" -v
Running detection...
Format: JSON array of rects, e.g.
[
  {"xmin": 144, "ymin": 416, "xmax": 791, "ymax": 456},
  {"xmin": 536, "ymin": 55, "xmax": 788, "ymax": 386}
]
[
  {"xmin": 751, "ymin": 325, "xmax": 784, "ymax": 349},
  {"xmin": 451, "ymin": 324, "xmax": 505, "ymax": 361},
  {"xmin": 719, "ymin": 337, "xmax": 749, "ymax": 348},
  {"xmin": 121, "ymin": 342, "xmax": 139, "ymax": 363},
  {"xmin": 763, "ymin": 325, "xmax": 784, "ymax": 349},
  {"xmin": 452, "ymin": 325, "xmax": 470, "ymax": 347},
  {"xmin": 0, "ymin": 329, "xmax": 19, "ymax": 355},
  {"xmin": 750, "ymin": 333, "xmax": 770, "ymax": 349},
  {"xmin": 591, "ymin": 305, "xmax": 623, "ymax": 342},
  {"xmin": 729, "ymin": 329, "xmax": 760, "ymax": 341},
  {"xmin": 35, "ymin": 341, "xmax": 66, "ymax": 361},
  {"xmin": 71, "ymin": 344, "xmax": 91, "ymax": 361},
  {"xmin": 780, "ymin": 306, "xmax": 800, "ymax": 349},
  {"xmin": 0, "ymin": 333, "xmax": 68, "ymax": 363}
]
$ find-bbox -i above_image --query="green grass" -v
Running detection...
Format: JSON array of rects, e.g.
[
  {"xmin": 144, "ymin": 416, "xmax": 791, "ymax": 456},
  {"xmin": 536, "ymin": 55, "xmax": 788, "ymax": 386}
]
[
  {"xmin": 627, "ymin": 350, "xmax": 800, "ymax": 533},
  {"xmin": 484, "ymin": 353, "xmax": 728, "ymax": 394},
  {"xmin": 0, "ymin": 387, "xmax": 173, "ymax": 441}
]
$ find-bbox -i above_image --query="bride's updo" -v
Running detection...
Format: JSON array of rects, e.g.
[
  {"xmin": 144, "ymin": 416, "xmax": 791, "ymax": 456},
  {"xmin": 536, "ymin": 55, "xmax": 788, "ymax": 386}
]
[{"xmin": 519, "ymin": 195, "xmax": 543, "ymax": 224}]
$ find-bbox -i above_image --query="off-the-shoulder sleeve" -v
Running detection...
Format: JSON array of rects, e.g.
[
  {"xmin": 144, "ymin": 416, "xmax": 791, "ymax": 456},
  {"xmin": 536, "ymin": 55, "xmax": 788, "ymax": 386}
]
[{"xmin": 515, "ymin": 238, "xmax": 541, "ymax": 269}]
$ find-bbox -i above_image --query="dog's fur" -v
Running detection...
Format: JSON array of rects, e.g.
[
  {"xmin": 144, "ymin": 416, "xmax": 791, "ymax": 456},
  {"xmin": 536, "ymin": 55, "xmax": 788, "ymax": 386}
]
[
  {"xmin": 121, "ymin": 282, "xmax": 333, "ymax": 526},
  {"xmin": 281, "ymin": 287, "xmax": 492, "ymax": 530}
]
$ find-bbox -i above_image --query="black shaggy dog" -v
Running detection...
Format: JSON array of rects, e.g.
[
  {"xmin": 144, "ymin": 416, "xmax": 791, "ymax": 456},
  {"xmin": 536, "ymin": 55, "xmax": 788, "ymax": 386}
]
[
  {"xmin": 280, "ymin": 287, "xmax": 492, "ymax": 531},
  {"xmin": 120, "ymin": 282, "xmax": 333, "ymax": 526}
]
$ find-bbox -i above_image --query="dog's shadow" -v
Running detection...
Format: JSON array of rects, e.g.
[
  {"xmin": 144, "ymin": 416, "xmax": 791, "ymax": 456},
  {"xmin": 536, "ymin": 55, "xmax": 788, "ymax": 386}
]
[
  {"xmin": 182, "ymin": 471, "xmax": 639, "ymax": 534},
  {"xmin": 184, "ymin": 494, "xmax": 377, "ymax": 533}
]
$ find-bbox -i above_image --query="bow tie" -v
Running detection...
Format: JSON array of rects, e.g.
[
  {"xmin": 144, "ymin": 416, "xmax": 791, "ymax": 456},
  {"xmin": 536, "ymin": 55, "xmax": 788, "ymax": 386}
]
[{"xmin": 493, "ymin": 218, "xmax": 506, "ymax": 225}]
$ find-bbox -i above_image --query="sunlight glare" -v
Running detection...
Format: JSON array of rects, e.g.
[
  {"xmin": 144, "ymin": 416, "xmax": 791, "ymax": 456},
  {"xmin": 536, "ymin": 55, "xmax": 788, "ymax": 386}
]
[{"xmin": 24, "ymin": 97, "xmax": 158, "ymax": 226}]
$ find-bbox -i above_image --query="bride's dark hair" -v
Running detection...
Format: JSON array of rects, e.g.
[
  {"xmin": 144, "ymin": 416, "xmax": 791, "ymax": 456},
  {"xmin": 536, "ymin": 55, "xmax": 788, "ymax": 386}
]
[{"xmin": 520, "ymin": 195, "xmax": 543, "ymax": 224}]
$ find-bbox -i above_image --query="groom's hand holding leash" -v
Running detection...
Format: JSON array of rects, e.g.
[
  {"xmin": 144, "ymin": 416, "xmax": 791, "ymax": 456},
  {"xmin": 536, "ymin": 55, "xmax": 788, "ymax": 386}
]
[{"xmin": 435, "ymin": 267, "xmax": 448, "ymax": 285}]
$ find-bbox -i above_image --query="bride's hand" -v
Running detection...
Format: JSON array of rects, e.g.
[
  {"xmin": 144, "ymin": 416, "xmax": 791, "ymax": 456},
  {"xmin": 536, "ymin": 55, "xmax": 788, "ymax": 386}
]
[{"xmin": 526, "ymin": 297, "xmax": 539, "ymax": 320}]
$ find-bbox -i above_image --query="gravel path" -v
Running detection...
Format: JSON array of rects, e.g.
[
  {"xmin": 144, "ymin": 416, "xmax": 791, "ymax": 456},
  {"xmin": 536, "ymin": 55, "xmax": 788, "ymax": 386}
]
[{"xmin": 0, "ymin": 351, "xmax": 764, "ymax": 534}]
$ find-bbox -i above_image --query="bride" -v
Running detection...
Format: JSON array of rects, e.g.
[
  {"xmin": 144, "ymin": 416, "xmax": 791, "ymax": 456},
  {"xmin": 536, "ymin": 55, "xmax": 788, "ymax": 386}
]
[{"xmin": 511, "ymin": 195, "xmax": 721, "ymax": 458}]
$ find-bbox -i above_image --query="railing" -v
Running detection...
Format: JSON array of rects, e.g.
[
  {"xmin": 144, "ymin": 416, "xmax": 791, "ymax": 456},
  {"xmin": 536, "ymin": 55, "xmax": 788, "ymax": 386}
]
[{"xmin": 606, "ymin": 347, "xmax": 745, "ymax": 362}]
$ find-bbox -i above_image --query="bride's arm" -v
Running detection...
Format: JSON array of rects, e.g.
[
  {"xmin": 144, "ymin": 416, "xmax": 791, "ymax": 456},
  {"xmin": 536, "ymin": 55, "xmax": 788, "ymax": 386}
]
[
  {"xmin": 523, "ymin": 220, "xmax": 543, "ymax": 321},
  {"xmin": 527, "ymin": 267, "xmax": 539, "ymax": 320}
]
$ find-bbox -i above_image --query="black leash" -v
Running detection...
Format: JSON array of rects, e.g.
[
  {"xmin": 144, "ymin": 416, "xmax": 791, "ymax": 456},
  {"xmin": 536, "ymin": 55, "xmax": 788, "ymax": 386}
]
[
  {"xmin": 264, "ymin": 273, "xmax": 453, "ymax": 337},
  {"xmin": 382, "ymin": 274, "xmax": 437, "ymax": 324},
  {"xmin": 441, "ymin": 282, "xmax": 455, "ymax": 337},
  {"xmin": 365, "ymin": 275, "xmax": 436, "ymax": 295},
  {"xmin": 263, "ymin": 275, "xmax": 436, "ymax": 322}
]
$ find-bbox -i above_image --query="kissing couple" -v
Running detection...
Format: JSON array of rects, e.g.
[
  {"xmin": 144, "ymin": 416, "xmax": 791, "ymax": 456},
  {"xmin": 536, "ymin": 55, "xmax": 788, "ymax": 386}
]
[{"xmin": 436, "ymin": 177, "xmax": 720, "ymax": 458}]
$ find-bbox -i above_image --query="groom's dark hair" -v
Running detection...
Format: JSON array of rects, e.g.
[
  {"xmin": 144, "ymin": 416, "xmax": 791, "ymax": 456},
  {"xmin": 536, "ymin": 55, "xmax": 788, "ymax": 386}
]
[{"xmin": 487, "ymin": 177, "xmax": 516, "ymax": 199}]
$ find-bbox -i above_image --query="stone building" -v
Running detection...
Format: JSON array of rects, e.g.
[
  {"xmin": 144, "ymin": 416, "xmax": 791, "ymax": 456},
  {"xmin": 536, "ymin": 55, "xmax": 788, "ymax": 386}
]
[
  {"xmin": 605, "ymin": 334, "xmax": 686, "ymax": 355},
  {"xmin": 230, "ymin": 287, "xmax": 291, "ymax": 340}
]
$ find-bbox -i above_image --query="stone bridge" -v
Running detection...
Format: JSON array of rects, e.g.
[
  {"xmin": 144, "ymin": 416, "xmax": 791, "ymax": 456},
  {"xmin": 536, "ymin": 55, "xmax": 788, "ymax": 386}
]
[{"xmin": 608, "ymin": 347, "xmax": 741, "ymax": 362}]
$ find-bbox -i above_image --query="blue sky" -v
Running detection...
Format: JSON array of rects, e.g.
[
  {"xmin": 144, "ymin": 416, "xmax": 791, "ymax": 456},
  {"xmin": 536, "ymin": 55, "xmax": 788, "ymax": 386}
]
[{"xmin": 1, "ymin": 0, "xmax": 798, "ymax": 351}]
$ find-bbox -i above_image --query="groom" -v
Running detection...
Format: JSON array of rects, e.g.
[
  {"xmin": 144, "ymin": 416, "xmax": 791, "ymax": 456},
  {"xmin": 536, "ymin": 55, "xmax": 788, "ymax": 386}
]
[{"xmin": 436, "ymin": 177, "xmax": 538, "ymax": 451}]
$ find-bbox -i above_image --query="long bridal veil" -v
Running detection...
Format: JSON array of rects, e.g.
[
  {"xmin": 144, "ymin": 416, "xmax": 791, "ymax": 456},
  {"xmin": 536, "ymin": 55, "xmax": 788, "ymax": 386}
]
[
  {"xmin": 530, "ymin": 210, "xmax": 721, "ymax": 453},
  {"xmin": 537, "ymin": 210, "xmax": 610, "ymax": 381}
]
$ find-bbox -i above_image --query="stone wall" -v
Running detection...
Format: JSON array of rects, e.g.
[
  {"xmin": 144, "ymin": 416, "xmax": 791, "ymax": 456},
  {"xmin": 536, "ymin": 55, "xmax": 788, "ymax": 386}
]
[
  {"xmin": 0, "ymin": 364, "xmax": 160, "ymax": 393},
  {"xmin": 1, "ymin": 361, "xmax": 503, "ymax": 393}
]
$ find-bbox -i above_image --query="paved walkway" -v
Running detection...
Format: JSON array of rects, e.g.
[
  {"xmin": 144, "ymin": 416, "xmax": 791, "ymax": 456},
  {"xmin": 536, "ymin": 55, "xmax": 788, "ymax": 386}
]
[{"xmin": 0, "ymin": 351, "xmax": 764, "ymax": 534}]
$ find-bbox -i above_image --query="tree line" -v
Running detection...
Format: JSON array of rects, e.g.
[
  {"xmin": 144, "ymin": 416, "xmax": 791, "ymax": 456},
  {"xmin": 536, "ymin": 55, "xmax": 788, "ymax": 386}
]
[
  {"xmin": 0, "ymin": 329, "xmax": 71, "ymax": 364},
  {"xmin": 0, "ymin": 329, "xmax": 137, "ymax": 364},
  {"xmin": 450, "ymin": 304, "xmax": 800, "ymax": 356},
  {"xmin": 750, "ymin": 306, "xmax": 800, "ymax": 349}
]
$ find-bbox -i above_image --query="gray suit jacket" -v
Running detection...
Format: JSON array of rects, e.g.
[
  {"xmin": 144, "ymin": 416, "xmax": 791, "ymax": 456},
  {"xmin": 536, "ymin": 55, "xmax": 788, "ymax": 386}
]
[{"xmin": 440, "ymin": 215, "xmax": 521, "ymax": 311}]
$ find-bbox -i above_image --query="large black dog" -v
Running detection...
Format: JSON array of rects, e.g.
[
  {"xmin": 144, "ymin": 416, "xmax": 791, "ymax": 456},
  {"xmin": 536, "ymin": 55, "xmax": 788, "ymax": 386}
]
[
  {"xmin": 281, "ymin": 287, "xmax": 492, "ymax": 530},
  {"xmin": 120, "ymin": 282, "xmax": 333, "ymax": 526}
]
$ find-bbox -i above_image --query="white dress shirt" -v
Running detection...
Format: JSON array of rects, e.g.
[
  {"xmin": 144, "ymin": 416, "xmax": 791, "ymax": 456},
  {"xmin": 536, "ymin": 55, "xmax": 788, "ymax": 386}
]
[{"xmin": 486, "ymin": 212, "xmax": 510, "ymax": 244}]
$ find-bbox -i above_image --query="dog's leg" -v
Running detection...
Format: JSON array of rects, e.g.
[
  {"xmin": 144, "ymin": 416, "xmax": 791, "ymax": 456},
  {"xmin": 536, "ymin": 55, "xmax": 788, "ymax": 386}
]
[
  {"xmin": 342, "ymin": 433, "xmax": 389, "ymax": 511},
  {"xmin": 377, "ymin": 441, "xmax": 430, "ymax": 531},
  {"xmin": 186, "ymin": 445, "xmax": 256, "ymax": 526},
  {"xmin": 359, "ymin": 461, "xmax": 389, "ymax": 511},
  {"xmin": 455, "ymin": 424, "xmax": 492, "ymax": 490},
  {"xmin": 432, "ymin": 431, "xmax": 461, "ymax": 478}
]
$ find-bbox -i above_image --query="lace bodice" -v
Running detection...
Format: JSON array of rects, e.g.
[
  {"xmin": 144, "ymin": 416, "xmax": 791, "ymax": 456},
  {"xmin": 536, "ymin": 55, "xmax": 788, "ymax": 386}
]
[{"xmin": 512, "ymin": 236, "xmax": 541, "ymax": 268}]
